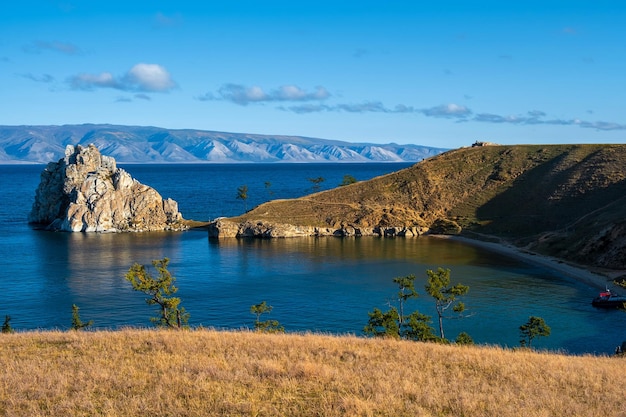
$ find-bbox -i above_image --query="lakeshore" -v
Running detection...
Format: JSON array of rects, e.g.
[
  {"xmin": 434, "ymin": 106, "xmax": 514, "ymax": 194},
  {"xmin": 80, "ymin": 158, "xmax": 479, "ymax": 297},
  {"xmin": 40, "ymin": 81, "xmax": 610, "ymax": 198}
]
[
  {"xmin": 437, "ymin": 235, "xmax": 617, "ymax": 290},
  {"xmin": 3, "ymin": 164, "xmax": 625, "ymax": 353}
]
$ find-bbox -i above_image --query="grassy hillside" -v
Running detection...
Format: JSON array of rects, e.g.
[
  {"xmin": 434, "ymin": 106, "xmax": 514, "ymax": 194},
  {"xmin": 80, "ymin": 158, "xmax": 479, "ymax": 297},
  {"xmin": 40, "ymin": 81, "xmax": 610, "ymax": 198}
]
[
  {"xmin": 0, "ymin": 329, "xmax": 623, "ymax": 417},
  {"xmin": 232, "ymin": 144, "xmax": 626, "ymax": 269}
]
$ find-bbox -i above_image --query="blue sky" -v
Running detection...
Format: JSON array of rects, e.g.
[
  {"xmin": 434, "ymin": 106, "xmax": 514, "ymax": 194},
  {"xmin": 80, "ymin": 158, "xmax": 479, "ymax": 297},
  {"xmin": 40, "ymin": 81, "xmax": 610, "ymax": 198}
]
[{"xmin": 1, "ymin": 1, "xmax": 625, "ymax": 148}]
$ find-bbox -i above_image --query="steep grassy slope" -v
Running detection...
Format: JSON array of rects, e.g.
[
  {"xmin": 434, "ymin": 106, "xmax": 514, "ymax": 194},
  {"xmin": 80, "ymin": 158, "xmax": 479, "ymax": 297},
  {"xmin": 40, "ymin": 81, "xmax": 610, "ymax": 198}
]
[
  {"xmin": 232, "ymin": 144, "xmax": 626, "ymax": 269},
  {"xmin": 0, "ymin": 330, "xmax": 623, "ymax": 417}
]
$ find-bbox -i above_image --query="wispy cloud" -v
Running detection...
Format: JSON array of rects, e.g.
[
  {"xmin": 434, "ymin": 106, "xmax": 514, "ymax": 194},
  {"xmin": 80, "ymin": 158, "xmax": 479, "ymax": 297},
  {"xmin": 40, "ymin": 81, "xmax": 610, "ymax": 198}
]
[
  {"xmin": 283, "ymin": 102, "xmax": 470, "ymax": 118},
  {"xmin": 115, "ymin": 93, "xmax": 152, "ymax": 103},
  {"xmin": 23, "ymin": 40, "xmax": 82, "ymax": 55},
  {"xmin": 68, "ymin": 63, "xmax": 177, "ymax": 92},
  {"xmin": 18, "ymin": 73, "xmax": 55, "ymax": 83},
  {"xmin": 199, "ymin": 80, "xmax": 626, "ymax": 132},
  {"xmin": 422, "ymin": 104, "xmax": 472, "ymax": 118},
  {"xmin": 353, "ymin": 48, "xmax": 369, "ymax": 58},
  {"xmin": 472, "ymin": 110, "xmax": 626, "ymax": 131},
  {"xmin": 285, "ymin": 99, "xmax": 626, "ymax": 131},
  {"xmin": 153, "ymin": 12, "xmax": 183, "ymax": 28},
  {"xmin": 197, "ymin": 84, "xmax": 330, "ymax": 105}
]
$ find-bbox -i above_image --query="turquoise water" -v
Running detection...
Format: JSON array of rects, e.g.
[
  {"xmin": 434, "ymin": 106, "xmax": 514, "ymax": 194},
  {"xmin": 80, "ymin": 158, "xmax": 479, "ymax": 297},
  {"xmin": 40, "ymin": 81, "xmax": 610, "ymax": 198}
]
[{"xmin": 0, "ymin": 164, "xmax": 622, "ymax": 354}]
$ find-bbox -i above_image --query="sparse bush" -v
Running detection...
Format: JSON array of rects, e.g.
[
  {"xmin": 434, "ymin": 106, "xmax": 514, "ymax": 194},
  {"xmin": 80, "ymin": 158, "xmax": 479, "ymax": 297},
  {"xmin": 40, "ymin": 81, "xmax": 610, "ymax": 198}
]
[
  {"xmin": 365, "ymin": 274, "xmax": 437, "ymax": 341},
  {"xmin": 308, "ymin": 177, "xmax": 325, "ymax": 192},
  {"xmin": 456, "ymin": 332, "xmax": 474, "ymax": 345},
  {"xmin": 71, "ymin": 304, "xmax": 93, "ymax": 331},
  {"xmin": 339, "ymin": 174, "xmax": 357, "ymax": 186},
  {"xmin": 250, "ymin": 301, "xmax": 284, "ymax": 333},
  {"xmin": 2, "ymin": 315, "xmax": 14, "ymax": 333},
  {"xmin": 236, "ymin": 185, "xmax": 249, "ymax": 211}
]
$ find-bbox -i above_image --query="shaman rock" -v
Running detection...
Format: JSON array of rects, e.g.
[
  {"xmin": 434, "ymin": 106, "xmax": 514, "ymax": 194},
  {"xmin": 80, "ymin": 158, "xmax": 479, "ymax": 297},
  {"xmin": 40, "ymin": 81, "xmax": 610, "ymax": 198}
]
[{"xmin": 29, "ymin": 144, "xmax": 186, "ymax": 232}]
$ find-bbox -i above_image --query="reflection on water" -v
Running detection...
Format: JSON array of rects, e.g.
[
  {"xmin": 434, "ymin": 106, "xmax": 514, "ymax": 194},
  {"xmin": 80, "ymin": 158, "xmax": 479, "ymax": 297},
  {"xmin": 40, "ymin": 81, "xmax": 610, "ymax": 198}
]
[
  {"xmin": 5, "ymin": 228, "xmax": 624, "ymax": 354},
  {"xmin": 1, "ymin": 164, "xmax": 623, "ymax": 355}
]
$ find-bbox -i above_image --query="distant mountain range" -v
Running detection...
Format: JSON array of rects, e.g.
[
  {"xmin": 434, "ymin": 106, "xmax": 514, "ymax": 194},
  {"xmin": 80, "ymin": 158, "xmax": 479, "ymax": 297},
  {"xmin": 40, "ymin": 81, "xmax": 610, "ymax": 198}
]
[{"xmin": 0, "ymin": 124, "xmax": 446, "ymax": 164}]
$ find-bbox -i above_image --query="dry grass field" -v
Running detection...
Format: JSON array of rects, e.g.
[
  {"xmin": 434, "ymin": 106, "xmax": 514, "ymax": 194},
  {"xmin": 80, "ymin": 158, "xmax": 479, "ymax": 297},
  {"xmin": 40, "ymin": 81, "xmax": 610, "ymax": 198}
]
[{"xmin": 0, "ymin": 329, "xmax": 624, "ymax": 417}]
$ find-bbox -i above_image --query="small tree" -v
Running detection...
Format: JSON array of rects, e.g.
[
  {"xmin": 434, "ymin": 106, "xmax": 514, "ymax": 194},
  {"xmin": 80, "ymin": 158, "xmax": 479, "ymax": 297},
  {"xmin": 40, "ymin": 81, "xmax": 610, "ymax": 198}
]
[
  {"xmin": 393, "ymin": 274, "xmax": 419, "ymax": 329},
  {"xmin": 425, "ymin": 267, "xmax": 469, "ymax": 340},
  {"xmin": 403, "ymin": 310, "xmax": 439, "ymax": 342},
  {"xmin": 236, "ymin": 185, "xmax": 249, "ymax": 211},
  {"xmin": 71, "ymin": 304, "xmax": 93, "ymax": 331},
  {"xmin": 339, "ymin": 174, "xmax": 357, "ymax": 186},
  {"xmin": 250, "ymin": 301, "xmax": 284, "ymax": 333},
  {"xmin": 455, "ymin": 332, "xmax": 474, "ymax": 345},
  {"xmin": 2, "ymin": 315, "xmax": 14, "ymax": 334},
  {"xmin": 519, "ymin": 316, "xmax": 551, "ymax": 348},
  {"xmin": 125, "ymin": 257, "xmax": 189, "ymax": 329},
  {"xmin": 365, "ymin": 274, "xmax": 437, "ymax": 341},
  {"xmin": 264, "ymin": 181, "xmax": 274, "ymax": 197},
  {"xmin": 308, "ymin": 176, "xmax": 325, "ymax": 192},
  {"xmin": 364, "ymin": 307, "xmax": 400, "ymax": 338}
]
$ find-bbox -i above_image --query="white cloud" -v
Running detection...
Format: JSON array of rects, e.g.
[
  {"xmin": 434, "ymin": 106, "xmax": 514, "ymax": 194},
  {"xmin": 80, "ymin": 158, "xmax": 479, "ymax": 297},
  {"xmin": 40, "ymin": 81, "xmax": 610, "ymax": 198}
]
[
  {"xmin": 199, "ymin": 82, "xmax": 626, "ymax": 132},
  {"xmin": 421, "ymin": 104, "xmax": 472, "ymax": 118},
  {"xmin": 70, "ymin": 72, "xmax": 119, "ymax": 90},
  {"xmin": 277, "ymin": 85, "xmax": 329, "ymax": 101},
  {"xmin": 68, "ymin": 63, "xmax": 176, "ymax": 93},
  {"xmin": 202, "ymin": 83, "xmax": 330, "ymax": 105},
  {"xmin": 124, "ymin": 63, "xmax": 176, "ymax": 92}
]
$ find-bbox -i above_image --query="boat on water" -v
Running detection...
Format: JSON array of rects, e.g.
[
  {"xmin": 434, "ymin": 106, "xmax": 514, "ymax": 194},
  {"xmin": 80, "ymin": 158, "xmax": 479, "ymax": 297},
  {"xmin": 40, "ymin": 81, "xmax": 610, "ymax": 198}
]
[{"xmin": 592, "ymin": 288, "xmax": 626, "ymax": 308}]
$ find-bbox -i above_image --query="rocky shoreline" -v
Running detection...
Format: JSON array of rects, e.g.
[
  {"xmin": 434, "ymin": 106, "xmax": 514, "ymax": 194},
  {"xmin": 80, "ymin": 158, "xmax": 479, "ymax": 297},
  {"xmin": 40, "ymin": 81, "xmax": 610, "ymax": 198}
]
[{"xmin": 207, "ymin": 218, "xmax": 426, "ymax": 239}]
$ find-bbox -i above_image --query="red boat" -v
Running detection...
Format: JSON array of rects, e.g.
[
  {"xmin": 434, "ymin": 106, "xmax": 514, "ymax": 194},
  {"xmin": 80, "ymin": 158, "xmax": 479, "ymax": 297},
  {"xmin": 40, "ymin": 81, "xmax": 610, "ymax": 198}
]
[{"xmin": 592, "ymin": 288, "xmax": 626, "ymax": 308}]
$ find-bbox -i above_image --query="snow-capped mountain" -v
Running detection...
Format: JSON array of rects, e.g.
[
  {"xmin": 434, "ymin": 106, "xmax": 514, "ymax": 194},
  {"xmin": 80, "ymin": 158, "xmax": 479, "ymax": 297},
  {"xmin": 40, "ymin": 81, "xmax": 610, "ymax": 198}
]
[{"xmin": 0, "ymin": 124, "xmax": 446, "ymax": 164}]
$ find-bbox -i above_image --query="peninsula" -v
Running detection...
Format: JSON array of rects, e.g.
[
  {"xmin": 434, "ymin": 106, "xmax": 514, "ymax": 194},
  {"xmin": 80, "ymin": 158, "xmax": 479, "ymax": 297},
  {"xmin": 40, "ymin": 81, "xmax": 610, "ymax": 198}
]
[{"xmin": 209, "ymin": 143, "xmax": 626, "ymax": 284}]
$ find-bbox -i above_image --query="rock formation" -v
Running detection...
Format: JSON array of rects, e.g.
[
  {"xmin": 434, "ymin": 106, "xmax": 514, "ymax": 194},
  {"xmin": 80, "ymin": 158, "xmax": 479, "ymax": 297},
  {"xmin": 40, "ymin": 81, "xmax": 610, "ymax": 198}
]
[
  {"xmin": 207, "ymin": 218, "xmax": 424, "ymax": 239},
  {"xmin": 29, "ymin": 144, "xmax": 186, "ymax": 232}
]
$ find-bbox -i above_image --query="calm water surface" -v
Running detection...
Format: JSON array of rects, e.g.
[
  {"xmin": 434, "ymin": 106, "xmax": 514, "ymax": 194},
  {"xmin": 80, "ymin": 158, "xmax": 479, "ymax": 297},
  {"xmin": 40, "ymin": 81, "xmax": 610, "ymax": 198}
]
[{"xmin": 0, "ymin": 164, "xmax": 622, "ymax": 354}]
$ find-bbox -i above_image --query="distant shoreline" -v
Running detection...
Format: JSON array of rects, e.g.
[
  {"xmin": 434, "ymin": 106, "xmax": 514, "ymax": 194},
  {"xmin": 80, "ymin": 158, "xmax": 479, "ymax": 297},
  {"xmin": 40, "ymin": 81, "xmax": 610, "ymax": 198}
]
[{"xmin": 433, "ymin": 234, "xmax": 616, "ymax": 290}]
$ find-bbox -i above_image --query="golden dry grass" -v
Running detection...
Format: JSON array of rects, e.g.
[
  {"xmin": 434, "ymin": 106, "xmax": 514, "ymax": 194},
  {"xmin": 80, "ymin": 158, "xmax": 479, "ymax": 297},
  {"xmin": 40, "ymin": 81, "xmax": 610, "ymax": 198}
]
[{"xmin": 0, "ymin": 329, "xmax": 624, "ymax": 417}]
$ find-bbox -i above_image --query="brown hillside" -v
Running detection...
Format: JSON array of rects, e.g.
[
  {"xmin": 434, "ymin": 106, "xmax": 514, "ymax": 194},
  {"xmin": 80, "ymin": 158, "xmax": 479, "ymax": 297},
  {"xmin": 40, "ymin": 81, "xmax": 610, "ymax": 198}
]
[{"xmin": 231, "ymin": 144, "xmax": 626, "ymax": 269}]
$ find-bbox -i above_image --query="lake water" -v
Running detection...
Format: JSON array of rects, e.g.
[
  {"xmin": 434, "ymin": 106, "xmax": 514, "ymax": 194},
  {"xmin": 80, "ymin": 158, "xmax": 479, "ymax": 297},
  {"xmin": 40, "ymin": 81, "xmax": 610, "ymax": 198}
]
[{"xmin": 0, "ymin": 163, "xmax": 623, "ymax": 355}]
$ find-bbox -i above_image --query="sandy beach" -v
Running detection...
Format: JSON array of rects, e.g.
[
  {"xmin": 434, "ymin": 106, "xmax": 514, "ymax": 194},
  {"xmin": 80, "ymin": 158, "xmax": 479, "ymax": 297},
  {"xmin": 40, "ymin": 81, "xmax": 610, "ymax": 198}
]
[{"xmin": 434, "ymin": 235, "xmax": 618, "ymax": 290}]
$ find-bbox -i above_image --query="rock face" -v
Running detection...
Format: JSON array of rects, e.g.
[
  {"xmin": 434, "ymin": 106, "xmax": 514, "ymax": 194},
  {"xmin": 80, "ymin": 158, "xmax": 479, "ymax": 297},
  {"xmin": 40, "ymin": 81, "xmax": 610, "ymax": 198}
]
[
  {"xmin": 29, "ymin": 144, "xmax": 186, "ymax": 232},
  {"xmin": 207, "ymin": 218, "xmax": 424, "ymax": 239}
]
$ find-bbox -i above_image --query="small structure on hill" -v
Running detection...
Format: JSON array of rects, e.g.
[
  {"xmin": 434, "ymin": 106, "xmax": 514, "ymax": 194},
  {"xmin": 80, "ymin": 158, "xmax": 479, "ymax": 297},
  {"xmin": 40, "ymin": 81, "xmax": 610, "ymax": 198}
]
[{"xmin": 29, "ymin": 144, "xmax": 186, "ymax": 232}]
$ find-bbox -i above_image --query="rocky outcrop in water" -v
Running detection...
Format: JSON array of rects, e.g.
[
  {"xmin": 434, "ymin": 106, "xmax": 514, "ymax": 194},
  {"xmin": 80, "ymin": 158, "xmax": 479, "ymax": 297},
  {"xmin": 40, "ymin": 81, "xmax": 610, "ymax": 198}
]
[{"xmin": 29, "ymin": 144, "xmax": 186, "ymax": 232}]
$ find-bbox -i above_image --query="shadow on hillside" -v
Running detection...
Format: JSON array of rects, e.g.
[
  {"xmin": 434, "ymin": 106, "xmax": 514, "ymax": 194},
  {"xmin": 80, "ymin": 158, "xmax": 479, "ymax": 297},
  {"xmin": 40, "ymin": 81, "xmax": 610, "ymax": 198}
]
[{"xmin": 475, "ymin": 149, "xmax": 626, "ymax": 239}]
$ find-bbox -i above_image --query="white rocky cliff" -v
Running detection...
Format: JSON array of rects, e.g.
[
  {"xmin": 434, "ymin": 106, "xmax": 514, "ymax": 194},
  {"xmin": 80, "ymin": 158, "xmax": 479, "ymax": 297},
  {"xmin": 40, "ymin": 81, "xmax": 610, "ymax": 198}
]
[{"xmin": 29, "ymin": 144, "xmax": 186, "ymax": 232}]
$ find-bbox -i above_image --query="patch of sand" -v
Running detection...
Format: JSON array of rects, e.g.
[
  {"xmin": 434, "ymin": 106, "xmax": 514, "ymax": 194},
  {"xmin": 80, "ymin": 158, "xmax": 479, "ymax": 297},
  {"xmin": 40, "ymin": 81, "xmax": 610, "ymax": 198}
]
[{"xmin": 434, "ymin": 235, "xmax": 616, "ymax": 290}]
